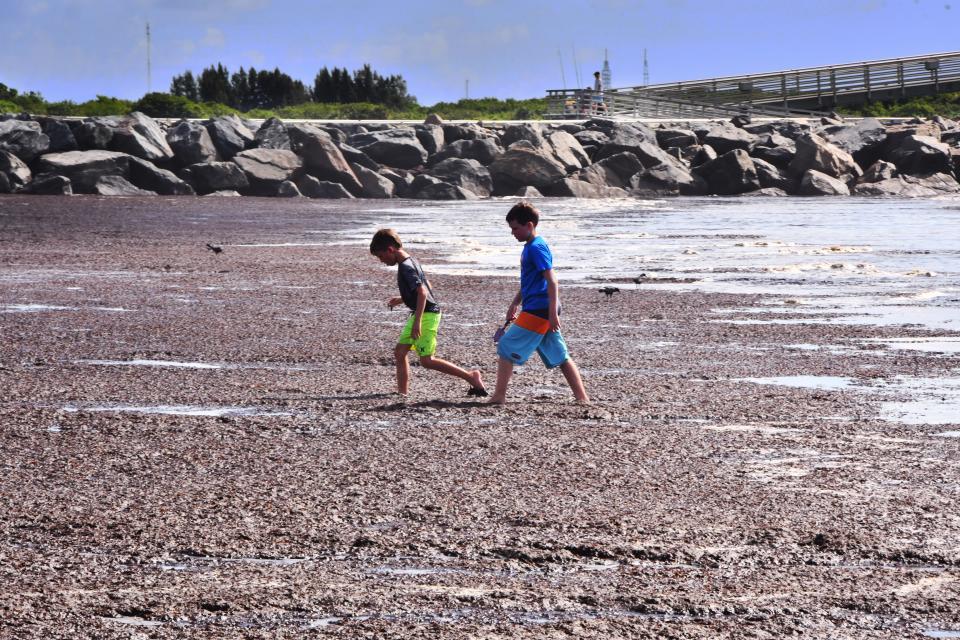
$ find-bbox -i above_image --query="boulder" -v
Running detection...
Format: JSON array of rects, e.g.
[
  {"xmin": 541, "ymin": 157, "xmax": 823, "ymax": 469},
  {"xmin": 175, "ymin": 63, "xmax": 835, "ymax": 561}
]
[
  {"xmin": 288, "ymin": 124, "xmax": 362, "ymax": 194},
  {"xmin": 514, "ymin": 186, "xmax": 543, "ymax": 198},
  {"xmin": 592, "ymin": 122, "xmax": 658, "ymax": 159},
  {"xmin": 295, "ymin": 174, "xmax": 355, "ymax": 199},
  {"xmin": 741, "ymin": 187, "xmax": 790, "ymax": 197},
  {"xmin": 692, "ymin": 144, "xmax": 718, "ymax": 167},
  {"xmin": 884, "ymin": 122, "xmax": 941, "ymax": 151},
  {"xmin": 0, "ymin": 119, "xmax": 50, "ymax": 162},
  {"xmin": 36, "ymin": 149, "xmax": 131, "ymax": 193},
  {"xmin": 276, "ymin": 180, "xmax": 302, "ymax": 197},
  {"xmin": 425, "ymin": 157, "xmax": 493, "ymax": 197},
  {"xmin": 203, "ymin": 190, "xmax": 241, "ymax": 197},
  {"xmin": 379, "ymin": 168, "xmax": 415, "ymax": 197},
  {"xmin": 182, "ymin": 161, "xmax": 249, "ymax": 195},
  {"xmin": 254, "ymin": 117, "xmax": 290, "ymax": 150},
  {"xmin": 853, "ymin": 172, "xmax": 960, "ymax": 197},
  {"xmin": 92, "ymin": 175, "xmax": 157, "ymax": 196},
  {"xmin": 788, "ymin": 133, "xmax": 862, "ymax": 179},
  {"xmin": 318, "ymin": 125, "xmax": 349, "ymax": 144},
  {"xmin": 351, "ymin": 163, "xmax": 395, "ymax": 198},
  {"xmin": 423, "ymin": 113, "xmax": 443, "ymax": 126},
  {"xmin": 502, "ymin": 123, "xmax": 546, "ymax": 149},
  {"xmin": 206, "ymin": 115, "xmax": 254, "ymax": 159},
  {"xmin": 127, "ymin": 156, "xmax": 194, "ymax": 195},
  {"xmin": 798, "ymin": 169, "xmax": 850, "ymax": 196},
  {"xmin": 232, "ymin": 148, "xmax": 303, "ymax": 195},
  {"xmin": 110, "ymin": 112, "xmax": 174, "ymax": 162},
  {"xmin": 488, "ymin": 140, "xmax": 567, "ymax": 193},
  {"xmin": 166, "ymin": 120, "xmax": 219, "ymax": 165},
  {"xmin": 702, "ymin": 122, "xmax": 757, "ymax": 155},
  {"xmin": 860, "ymin": 160, "xmax": 897, "ymax": 183},
  {"xmin": 595, "ymin": 137, "xmax": 678, "ymax": 168},
  {"xmin": 820, "ymin": 117, "xmax": 886, "ymax": 167},
  {"xmin": 573, "ymin": 130, "xmax": 608, "ymax": 148},
  {"xmin": 442, "ymin": 123, "xmax": 491, "ymax": 143},
  {"xmin": 339, "ymin": 143, "xmax": 381, "ymax": 172},
  {"xmin": 751, "ymin": 144, "xmax": 794, "ymax": 170},
  {"xmin": 0, "ymin": 150, "xmax": 31, "ymax": 190},
  {"xmin": 541, "ymin": 178, "xmax": 628, "ymax": 198},
  {"xmin": 547, "ymin": 130, "xmax": 590, "ymax": 172},
  {"xmin": 414, "ymin": 124, "xmax": 445, "ymax": 156},
  {"xmin": 578, "ymin": 151, "xmax": 643, "ymax": 189},
  {"xmin": 430, "ymin": 138, "xmax": 502, "ymax": 166},
  {"xmin": 413, "ymin": 181, "xmax": 479, "ymax": 200},
  {"xmin": 349, "ymin": 128, "xmax": 428, "ymax": 169},
  {"xmin": 21, "ymin": 173, "xmax": 72, "ymax": 195},
  {"xmin": 630, "ymin": 164, "xmax": 709, "ymax": 196},
  {"xmin": 39, "ymin": 119, "xmax": 78, "ymax": 153},
  {"xmin": 887, "ymin": 135, "xmax": 953, "ymax": 174},
  {"xmin": 656, "ymin": 128, "xmax": 699, "ymax": 148},
  {"xmin": 74, "ymin": 118, "xmax": 116, "ymax": 150},
  {"xmin": 752, "ymin": 157, "xmax": 796, "ymax": 192},
  {"xmin": 692, "ymin": 149, "xmax": 761, "ymax": 195}
]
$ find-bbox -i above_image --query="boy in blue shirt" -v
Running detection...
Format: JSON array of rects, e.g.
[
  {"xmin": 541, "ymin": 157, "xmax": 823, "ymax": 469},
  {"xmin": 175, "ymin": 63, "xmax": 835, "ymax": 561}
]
[
  {"xmin": 370, "ymin": 228, "xmax": 487, "ymax": 397},
  {"xmin": 488, "ymin": 202, "xmax": 589, "ymax": 404}
]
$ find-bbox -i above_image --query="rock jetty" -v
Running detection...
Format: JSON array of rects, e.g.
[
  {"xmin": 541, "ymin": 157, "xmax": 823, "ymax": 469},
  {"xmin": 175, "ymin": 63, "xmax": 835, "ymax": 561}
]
[{"xmin": 1, "ymin": 111, "xmax": 959, "ymax": 198}]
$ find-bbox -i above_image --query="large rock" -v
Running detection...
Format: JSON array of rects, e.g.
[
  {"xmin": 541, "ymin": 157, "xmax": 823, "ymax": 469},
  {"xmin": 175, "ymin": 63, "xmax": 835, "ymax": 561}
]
[
  {"xmin": 501, "ymin": 123, "xmax": 546, "ymax": 149},
  {"xmin": 110, "ymin": 112, "xmax": 174, "ymax": 163},
  {"xmin": 127, "ymin": 156, "xmax": 194, "ymax": 195},
  {"xmin": 339, "ymin": 143, "xmax": 380, "ymax": 172},
  {"xmin": 276, "ymin": 180, "xmax": 302, "ymax": 197},
  {"xmin": 74, "ymin": 118, "xmax": 116, "ymax": 150},
  {"xmin": 414, "ymin": 124, "xmax": 444, "ymax": 156},
  {"xmin": 860, "ymin": 160, "xmax": 897, "ymax": 183},
  {"xmin": 442, "ymin": 123, "xmax": 491, "ymax": 143},
  {"xmin": 430, "ymin": 138, "xmax": 502, "ymax": 166},
  {"xmin": 166, "ymin": 120, "xmax": 219, "ymax": 165},
  {"xmin": 887, "ymin": 135, "xmax": 953, "ymax": 175},
  {"xmin": 692, "ymin": 149, "xmax": 760, "ymax": 195},
  {"xmin": 798, "ymin": 169, "xmax": 850, "ymax": 196},
  {"xmin": 630, "ymin": 164, "xmax": 709, "ymax": 196},
  {"xmin": 295, "ymin": 174, "xmax": 355, "ymax": 199},
  {"xmin": 547, "ymin": 130, "xmax": 590, "ymax": 172},
  {"xmin": 36, "ymin": 149, "xmax": 131, "ymax": 193},
  {"xmin": 182, "ymin": 161, "xmax": 249, "ymax": 195},
  {"xmin": 351, "ymin": 163, "xmax": 395, "ymax": 198},
  {"xmin": 206, "ymin": 115, "xmax": 254, "ymax": 159},
  {"xmin": 39, "ymin": 118, "xmax": 78, "ymax": 153},
  {"xmin": 488, "ymin": 140, "xmax": 567, "ymax": 193},
  {"xmin": 413, "ymin": 181, "xmax": 479, "ymax": 200},
  {"xmin": 573, "ymin": 129, "xmax": 608, "ymax": 148},
  {"xmin": 254, "ymin": 117, "xmax": 290, "ymax": 150},
  {"xmin": 702, "ymin": 122, "xmax": 757, "ymax": 155},
  {"xmin": 0, "ymin": 119, "xmax": 49, "ymax": 162},
  {"xmin": 820, "ymin": 117, "xmax": 886, "ymax": 167},
  {"xmin": 232, "ymin": 148, "xmax": 303, "ymax": 195},
  {"xmin": 0, "ymin": 150, "xmax": 31, "ymax": 190},
  {"xmin": 425, "ymin": 157, "xmax": 493, "ymax": 197},
  {"xmin": 752, "ymin": 157, "xmax": 796, "ymax": 192},
  {"xmin": 595, "ymin": 137, "xmax": 679, "ymax": 169},
  {"xmin": 21, "ymin": 173, "xmax": 72, "ymax": 195},
  {"xmin": 349, "ymin": 128, "xmax": 428, "ymax": 169},
  {"xmin": 578, "ymin": 151, "xmax": 643, "ymax": 189},
  {"xmin": 884, "ymin": 122, "xmax": 941, "ymax": 151},
  {"xmin": 288, "ymin": 124, "xmax": 362, "ymax": 193},
  {"xmin": 92, "ymin": 175, "xmax": 157, "ymax": 196},
  {"xmin": 592, "ymin": 122, "xmax": 658, "ymax": 160},
  {"xmin": 751, "ymin": 144, "xmax": 795, "ymax": 170},
  {"xmin": 656, "ymin": 128, "xmax": 699, "ymax": 148},
  {"xmin": 788, "ymin": 133, "xmax": 862, "ymax": 179},
  {"xmin": 542, "ymin": 178, "xmax": 628, "ymax": 198},
  {"xmin": 853, "ymin": 172, "xmax": 960, "ymax": 197}
]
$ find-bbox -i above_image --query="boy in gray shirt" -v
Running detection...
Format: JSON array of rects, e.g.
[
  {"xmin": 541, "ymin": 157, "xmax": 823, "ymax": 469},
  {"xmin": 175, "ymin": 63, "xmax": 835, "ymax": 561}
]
[{"xmin": 370, "ymin": 228, "xmax": 487, "ymax": 397}]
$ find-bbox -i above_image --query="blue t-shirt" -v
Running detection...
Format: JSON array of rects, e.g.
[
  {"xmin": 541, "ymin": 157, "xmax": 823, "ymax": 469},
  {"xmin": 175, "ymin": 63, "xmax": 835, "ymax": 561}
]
[{"xmin": 520, "ymin": 235, "xmax": 552, "ymax": 312}]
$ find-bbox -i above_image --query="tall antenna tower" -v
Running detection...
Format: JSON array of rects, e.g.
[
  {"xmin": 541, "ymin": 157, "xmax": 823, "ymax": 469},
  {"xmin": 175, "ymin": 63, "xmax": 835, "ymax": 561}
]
[
  {"xmin": 643, "ymin": 48, "xmax": 649, "ymax": 86},
  {"xmin": 146, "ymin": 21, "xmax": 152, "ymax": 93},
  {"xmin": 602, "ymin": 49, "xmax": 612, "ymax": 90}
]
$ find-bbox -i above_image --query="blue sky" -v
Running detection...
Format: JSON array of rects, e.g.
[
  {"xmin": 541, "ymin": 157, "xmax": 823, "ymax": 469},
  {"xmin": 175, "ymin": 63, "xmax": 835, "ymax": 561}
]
[{"xmin": 2, "ymin": 0, "xmax": 957, "ymax": 105}]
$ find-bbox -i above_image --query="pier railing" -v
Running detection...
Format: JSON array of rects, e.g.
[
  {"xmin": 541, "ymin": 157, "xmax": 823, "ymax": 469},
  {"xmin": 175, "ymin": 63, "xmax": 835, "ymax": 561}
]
[{"xmin": 545, "ymin": 50, "xmax": 960, "ymax": 119}]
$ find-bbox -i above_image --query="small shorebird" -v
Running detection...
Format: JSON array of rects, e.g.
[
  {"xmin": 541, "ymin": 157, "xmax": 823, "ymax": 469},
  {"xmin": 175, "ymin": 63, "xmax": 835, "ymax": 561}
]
[
  {"xmin": 205, "ymin": 243, "xmax": 224, "ymax": 254},
  {"xmin": 599, "ymin": 286, "xmax": 620, "ymax": 298}
]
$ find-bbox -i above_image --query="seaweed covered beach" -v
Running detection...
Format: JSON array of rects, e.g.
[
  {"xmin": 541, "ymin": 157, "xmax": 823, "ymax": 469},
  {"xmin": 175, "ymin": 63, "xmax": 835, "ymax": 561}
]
[{"xmin": 1, "ymin": 195, "xmax": 959, "ymax": 638}]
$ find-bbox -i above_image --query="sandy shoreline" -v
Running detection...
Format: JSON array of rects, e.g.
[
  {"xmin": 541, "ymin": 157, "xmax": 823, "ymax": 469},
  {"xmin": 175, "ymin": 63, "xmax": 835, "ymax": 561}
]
[{"xmin": 1, "ymin": 195, "xmax": 958, "ymax": 638}]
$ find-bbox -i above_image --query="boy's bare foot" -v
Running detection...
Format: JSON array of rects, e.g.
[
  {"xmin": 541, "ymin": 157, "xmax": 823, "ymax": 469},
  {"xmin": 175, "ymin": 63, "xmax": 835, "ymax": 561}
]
[
  {"xmin": 467, "ymin": 370, "xmax": 487, "ymax": 396},
  {"xmin": 487, "ymin": 395, "xmax": 506, "ymax": 405}
]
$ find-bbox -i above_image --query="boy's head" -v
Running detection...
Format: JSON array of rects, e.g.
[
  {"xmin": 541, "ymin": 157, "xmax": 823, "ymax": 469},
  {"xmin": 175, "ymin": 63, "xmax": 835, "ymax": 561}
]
[
  {"xmin": 370, "ymin": 228, "xmax": 404, "ymax": 265},
  {"xmin": 506, "ymin": 201, "xmax": 539, "ymax": 243}
]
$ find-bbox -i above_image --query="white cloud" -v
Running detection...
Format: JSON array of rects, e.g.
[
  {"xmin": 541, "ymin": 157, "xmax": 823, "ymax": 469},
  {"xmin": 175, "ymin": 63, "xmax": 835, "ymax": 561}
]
[{"xmin": 201, "ymin": 27, "xmax": 225, "ymax": 47}]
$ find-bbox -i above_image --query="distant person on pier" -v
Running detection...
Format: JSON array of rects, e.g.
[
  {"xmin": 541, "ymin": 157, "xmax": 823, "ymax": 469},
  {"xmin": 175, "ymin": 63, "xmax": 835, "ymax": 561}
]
[{"xmin": 592, "ymin": 70, "xmax": 606, "ymax": 114}]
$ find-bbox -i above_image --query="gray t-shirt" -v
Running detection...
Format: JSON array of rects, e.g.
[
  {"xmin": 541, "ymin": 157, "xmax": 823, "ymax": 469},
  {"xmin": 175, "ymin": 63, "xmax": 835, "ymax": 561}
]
[{"xmin": 397, "ymin": 256, "xmax": 440, "ymax": 313}]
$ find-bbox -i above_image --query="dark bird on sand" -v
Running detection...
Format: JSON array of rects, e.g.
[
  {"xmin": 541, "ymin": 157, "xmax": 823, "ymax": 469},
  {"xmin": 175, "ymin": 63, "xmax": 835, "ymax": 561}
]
[
  {"xmin": 599, "ymin": 286, "xmax": 620, "ymax": 298},
  {"xmin": 205, "ymin": 243, "xmax": 223, "ymax": 254},
  {"xmin": 633, "ymin": 274, "xmax": 647, "ymax": 284}
]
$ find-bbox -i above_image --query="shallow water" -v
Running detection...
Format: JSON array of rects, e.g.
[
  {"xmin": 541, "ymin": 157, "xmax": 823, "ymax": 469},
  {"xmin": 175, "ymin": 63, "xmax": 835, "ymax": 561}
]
[{"xmin": 333, "ymin": 197, "xmax": 959, "ymax": 330}]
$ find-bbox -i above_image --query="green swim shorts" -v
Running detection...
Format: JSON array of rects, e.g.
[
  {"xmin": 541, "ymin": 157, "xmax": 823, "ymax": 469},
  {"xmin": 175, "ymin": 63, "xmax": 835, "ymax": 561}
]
[{"xmin": 398, "ymin": 311, "xmax": 441, "ymax": 357}]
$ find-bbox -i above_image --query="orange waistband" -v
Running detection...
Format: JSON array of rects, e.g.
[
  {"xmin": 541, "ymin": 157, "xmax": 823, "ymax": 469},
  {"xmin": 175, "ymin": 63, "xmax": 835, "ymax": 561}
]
[{"xmin": 514, "ymin": 311, "xmax": 550, "ymax": 334}]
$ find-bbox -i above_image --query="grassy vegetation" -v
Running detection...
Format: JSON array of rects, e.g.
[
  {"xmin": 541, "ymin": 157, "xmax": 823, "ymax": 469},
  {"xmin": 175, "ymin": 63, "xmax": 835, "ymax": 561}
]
[
  {"xmin": 0, "ymin": 89, "xmax": 547, "ymax": 121},
  {"xmin": 838, "ymin": 91, "xmax": 960, "ymax": 118}
]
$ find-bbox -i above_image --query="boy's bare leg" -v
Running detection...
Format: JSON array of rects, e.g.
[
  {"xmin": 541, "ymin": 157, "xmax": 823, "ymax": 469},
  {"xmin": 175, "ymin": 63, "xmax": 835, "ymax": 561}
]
[
  {"xmin": 394, "ymin": 344, "xmax": 411, "ymax": 395},
  {"xmin": 487, "ymin": 357, "xmax": 514, "ymax": 404},
  {"xmin": 560, "ymin": 359, "xmax": 590, "ymax": 403},
  {"xmin": 419, "ymin": 355, "xmax": 486, "ymax": 391}
]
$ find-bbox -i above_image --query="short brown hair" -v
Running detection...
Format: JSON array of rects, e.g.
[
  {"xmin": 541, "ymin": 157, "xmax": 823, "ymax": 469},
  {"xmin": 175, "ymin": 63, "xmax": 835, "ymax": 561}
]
[
  {"xmin": 369, "ymin": 228, "xmax": 402, "ymax": 254},
  {"xmin": 506, "ymin": 201, "xmax": 540, "ymax": 227}
]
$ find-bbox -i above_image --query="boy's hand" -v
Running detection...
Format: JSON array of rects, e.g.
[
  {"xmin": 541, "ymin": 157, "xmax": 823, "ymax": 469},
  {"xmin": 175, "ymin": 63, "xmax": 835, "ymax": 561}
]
[
  {"xmin": 411, "ymin": 323, "xmax": 422, "ymax": 340},
  {"xmin": 549, "ymin": 311, "xmax": 561, "ymax": 332},
  {"xmin": 386, "ymin": 296, "xmax": 403, "ymax": 309},
  {"xmin": 506, "ymin": 302, "xmax": 520, "ymax": 322}
]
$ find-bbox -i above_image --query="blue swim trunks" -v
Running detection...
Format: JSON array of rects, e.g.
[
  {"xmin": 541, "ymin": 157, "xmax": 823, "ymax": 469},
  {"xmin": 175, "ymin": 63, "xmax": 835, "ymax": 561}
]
[{"xmin": 496, "ymin": 311, "xmax": 570, "ymax": 369}]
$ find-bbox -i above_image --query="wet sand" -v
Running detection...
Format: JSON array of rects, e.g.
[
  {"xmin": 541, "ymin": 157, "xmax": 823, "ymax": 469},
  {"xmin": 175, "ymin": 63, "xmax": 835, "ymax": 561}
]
[{"xmin": 1, "ymin": 196, "xmax": 959, "ymax": 638}]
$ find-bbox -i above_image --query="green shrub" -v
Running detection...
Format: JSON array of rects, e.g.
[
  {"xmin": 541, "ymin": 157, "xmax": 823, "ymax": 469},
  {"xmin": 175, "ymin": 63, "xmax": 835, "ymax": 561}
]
[
  {"xmin": 133, "ymin": 92, "xmax": 201, "ymax": 118},
  {"xmin": 0, "ymin": 99, "xmax": 20, "ymax": 114}
]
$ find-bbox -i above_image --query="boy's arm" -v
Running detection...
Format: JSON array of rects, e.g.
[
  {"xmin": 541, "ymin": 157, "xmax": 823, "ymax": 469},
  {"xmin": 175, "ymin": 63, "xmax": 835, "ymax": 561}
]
[
  {"xmin": 544, "ymin": 268, "xmax": 561, "ymax": 332},
  {"xmin": 411, "ymin": 285, "xmax": 428, "ymax": 340},
  {"xmin": 506, "ymin": 290, "xmax": 522, "ymax": 322}
]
